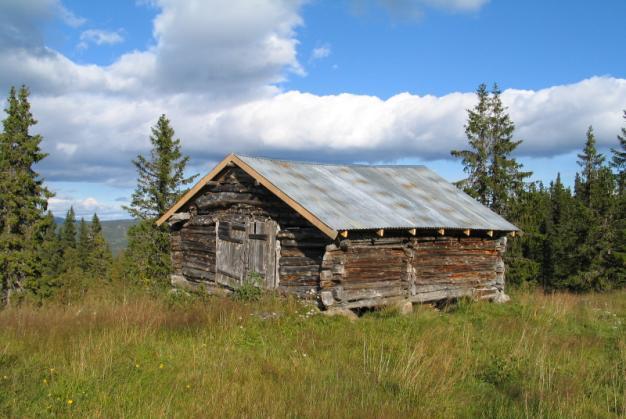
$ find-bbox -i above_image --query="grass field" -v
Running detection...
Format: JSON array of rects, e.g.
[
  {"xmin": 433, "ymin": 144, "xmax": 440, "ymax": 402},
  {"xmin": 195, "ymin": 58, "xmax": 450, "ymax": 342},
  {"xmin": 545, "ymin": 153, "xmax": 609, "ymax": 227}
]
[{"xmin": 1, "ymin": 288, "xmax": 624, "ymax": 418}]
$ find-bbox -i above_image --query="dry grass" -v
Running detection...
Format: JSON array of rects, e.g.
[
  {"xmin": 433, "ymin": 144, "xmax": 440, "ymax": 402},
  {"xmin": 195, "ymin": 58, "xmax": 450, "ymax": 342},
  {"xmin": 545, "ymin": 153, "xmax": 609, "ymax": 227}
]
[{"xmin": 0, "ymin": 289, "xmax": 624, "ymax": 418}]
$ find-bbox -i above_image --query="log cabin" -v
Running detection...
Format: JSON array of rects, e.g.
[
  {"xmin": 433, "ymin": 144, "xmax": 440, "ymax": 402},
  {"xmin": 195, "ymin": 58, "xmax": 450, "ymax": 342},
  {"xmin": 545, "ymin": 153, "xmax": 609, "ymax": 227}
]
[{"xmin": 156, "ymin": 154, "xmax": 519, "ymax": 310}]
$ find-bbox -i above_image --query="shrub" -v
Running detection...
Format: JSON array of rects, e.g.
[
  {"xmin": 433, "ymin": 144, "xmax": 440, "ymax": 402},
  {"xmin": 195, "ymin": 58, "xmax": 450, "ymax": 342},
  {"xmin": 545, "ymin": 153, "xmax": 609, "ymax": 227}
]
[{"xmin": 232, "ymin": 271, "xmax": 263, "ymax": 302}]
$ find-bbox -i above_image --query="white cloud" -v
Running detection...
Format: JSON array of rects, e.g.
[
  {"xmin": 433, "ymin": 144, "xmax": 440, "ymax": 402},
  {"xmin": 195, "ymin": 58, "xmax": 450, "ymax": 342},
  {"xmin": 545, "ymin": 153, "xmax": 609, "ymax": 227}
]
[
  {"xmin": 352, "ymin": 0, "xmax": 489, "ymax": 20},
  {"xmin": 310, "ymin": 45, "xmax": 331, "ymax": 61},
  {"xmin": 78, "ymin": 29, "xmax": 124, "ymax": 50},
  {"xmin": 48, "ymin": 196, "xmax": 123, "ymax": 219},
  {"xmin": 56, "ymin": 2, "xmax": 86, "ymax": 27},
  {"xmin": 0, "ymin": 0, "xmax": 624, "ymax": 196}
]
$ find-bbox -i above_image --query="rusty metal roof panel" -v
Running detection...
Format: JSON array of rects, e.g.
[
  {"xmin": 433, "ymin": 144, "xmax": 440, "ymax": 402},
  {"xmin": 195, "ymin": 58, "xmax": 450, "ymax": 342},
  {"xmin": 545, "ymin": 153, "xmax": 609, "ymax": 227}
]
[{"xmin": 236, "ymin": 155, "xmax": 519, "ymax": 232}]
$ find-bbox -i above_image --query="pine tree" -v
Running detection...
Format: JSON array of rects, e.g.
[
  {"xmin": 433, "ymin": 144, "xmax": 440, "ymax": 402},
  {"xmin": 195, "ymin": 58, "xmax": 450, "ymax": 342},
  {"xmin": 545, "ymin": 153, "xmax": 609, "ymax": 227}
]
[
  {"xmin": 88, "ymin": 213, "xmax": 112, "ymax": 278},
  {"xmin": 488, "ymin": 84, "xmax": 532, "ymax": 216},
  {"xmin": 0, "ymin": 86, "xmax": 52, "ymax": 304},
  {"xmin": 123, "ymin": 115, "xmax": 197, "ymax": 285},
  {"xmin": 124, "ymin": 114, "xmax": 197, "ymax": 219},
  {"xmin": 451, "ymin": 83, "xmax": 491, "ymax": 205},
  {"xmin": 611, "ymin": 110, "xmax": 626, "ymax": 194}
]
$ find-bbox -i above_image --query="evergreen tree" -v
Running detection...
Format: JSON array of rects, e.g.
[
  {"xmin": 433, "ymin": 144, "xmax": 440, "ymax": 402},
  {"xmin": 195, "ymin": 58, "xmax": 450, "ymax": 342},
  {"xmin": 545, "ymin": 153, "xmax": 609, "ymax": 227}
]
[
  {"xmin": 88, "ymin": 213, "xmax": 112, "ymax": 278},
  {"xmin": 59, "ymin": 207, "xmax": 78, "ymax": 271},
  {"xmin": 31, "ymin": 212, "xmax": 63, "ymax": 300},
  {"xmin": 123, "ymin": 115, "xmax": 197, "ymax": 285},
  {"xmin": 124, "ymin": 114, "xmax": 197, "ymax": 219},
  {"xmin": 451, "ymin": 83, "xmax": 531, "ymax": 217},
  {"xmin": 487, "ymin": 84, "xmax": 532, "ymax": 216},
  {"xmin": 60, "ymin": 207, "xmax": 77, "ymax": 250},
  {"xmin": 611, "ymin": 110, "xmax": 626, "ymax": 194},
  {"xmin": 575, "ymin": 126, "xmax": 605, "ymax": 206},
  {"xmin": 571, "ymin": 128, "xmax": 618, "ymax": 290},
  {"xmin": 77, "ymin": 218, "xmax": 90, "ymax": 271},
  {"xmin": 608, "ymin": 111, "xmax": 626, "ymax": 287},
  {"xmin": 505, "ymin": 182, "xmax": 549, "ymax": 286},
  {"xmin": 451, "ymin": 83, "xmax": 491, "ymax": 205},
  {"xmin": 0, "ymin": 86, "xmax": 52, "ymax": 304},
  {"xmin": 543, "ymin": 174, "xmax": 582, "ymax": 290}
]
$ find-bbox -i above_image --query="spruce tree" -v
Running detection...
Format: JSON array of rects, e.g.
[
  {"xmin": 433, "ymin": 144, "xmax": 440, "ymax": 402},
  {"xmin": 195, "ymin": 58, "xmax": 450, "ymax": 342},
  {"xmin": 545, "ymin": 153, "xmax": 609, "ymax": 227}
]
[
  {"xmin": 59, "ymin": 207, "xmax": 78, "ymax": 272},
  {"xmin": 88, "ymin": 213, "xmax": 112, "ymax": 278},
  {"xmin": 124, "ymin": 114, "xmax": 197, "ymax": 219},
  {"xmin": 543, "ymin": 174, "xmax": 581, "ymax": 290},
  {"xmin": 0, "ymin": 86, "xmax": 52, "ymax": 303},
  {"xmin": 60, "ymin": 207, "xmax": 77, "ymax": 250},
  {"xmin": 611, "ymin": 110, "xmax": 626, "ymax": 194},
  {"xmin": 488, "ymin": 84, "xmax": 532, "ymax": 216},
  {"xmin": 451, "ymin": 83, "xmax": 531, "ymax": 217},
  {"xmin": 451, "ymin": 83, "xmax": 491, "ymax": 205},
  {"xmin": 572, "ymin": 128, "xmax": 617, "ymax": 290},
  {"xmin": 609, "ymin": 111, "xmax": 626, "ymax": 285},
  {"xmin": 123, "ymin": 115, "xmax": 197, "ymax": 285},
  {"xmin": 33, "ymin": 212, "xmax": 63, "ymax": 299},
  {"xmin": 77, "ymin": 218, "xmax": 90, "ymax": 272},
  {"xmin": 575, "ymin": 126, "xmax": 605, "ymax": 206}
]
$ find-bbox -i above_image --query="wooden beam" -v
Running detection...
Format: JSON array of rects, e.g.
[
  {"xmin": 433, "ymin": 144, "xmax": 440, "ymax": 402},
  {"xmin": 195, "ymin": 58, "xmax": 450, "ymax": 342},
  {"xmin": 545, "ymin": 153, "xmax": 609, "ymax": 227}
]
[
  {"xmin": 486, "ymin": 230, "xmax": 493, "ymax": 237},
  {"xmin": 463, "ymin": 229, "xmax": 471, "ymax": 236},
  {"xmin": 376, "ymin": 229, "xmax": 384, "ymax": 237},
  {"xmin": 437, "ymin": 228, "xmax": 445, "ymax": 236},
  {"xmin": 339, "ymin": 230, "xmax": 349, "ymax": 238},
  {"xmin": 408, "ymin": 228, "xmax": 416, "ymax": 236}
]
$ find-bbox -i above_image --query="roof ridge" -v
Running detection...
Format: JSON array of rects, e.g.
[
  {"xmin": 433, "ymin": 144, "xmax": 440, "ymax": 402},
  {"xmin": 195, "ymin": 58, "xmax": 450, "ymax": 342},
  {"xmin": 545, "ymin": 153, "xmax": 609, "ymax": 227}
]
[{"xmin": 235, "ymin": 154, "xmax": 426, "ymax": 169}]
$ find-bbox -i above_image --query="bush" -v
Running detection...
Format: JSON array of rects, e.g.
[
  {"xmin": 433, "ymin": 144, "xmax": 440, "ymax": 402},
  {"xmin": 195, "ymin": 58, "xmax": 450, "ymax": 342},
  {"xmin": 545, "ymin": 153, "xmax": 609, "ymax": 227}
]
[{"xmin": 232, "ymin": 271, "xmax": 263, "ymax": 302}]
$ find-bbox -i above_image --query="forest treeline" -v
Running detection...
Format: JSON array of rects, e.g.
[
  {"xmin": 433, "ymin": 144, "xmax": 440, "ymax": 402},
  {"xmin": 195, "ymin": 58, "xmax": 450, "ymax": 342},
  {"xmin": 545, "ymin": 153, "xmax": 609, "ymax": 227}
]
[{"xmin": 0, "ymin": 84, "xmax": 624, "ymax": 305}]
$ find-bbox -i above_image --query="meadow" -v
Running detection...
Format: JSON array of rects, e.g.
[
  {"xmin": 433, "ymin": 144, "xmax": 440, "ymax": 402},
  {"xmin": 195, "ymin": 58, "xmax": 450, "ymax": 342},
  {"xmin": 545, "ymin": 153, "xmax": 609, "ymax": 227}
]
[{"xmin": 0, "ymin": 288, "xmax": 624, "ymax": 418}]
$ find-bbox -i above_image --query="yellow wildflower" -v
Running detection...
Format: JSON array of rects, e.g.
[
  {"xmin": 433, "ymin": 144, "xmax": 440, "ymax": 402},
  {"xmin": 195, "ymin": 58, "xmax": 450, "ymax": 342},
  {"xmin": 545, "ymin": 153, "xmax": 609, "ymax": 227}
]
[
  {"xmin": 159, "ymin": 363, "xmax": 164, "ymax": 369},
  {"xmin": 67, "ymin": 399, "xmax": 73, "ymax": 405},
  {"xmin": 43, "ymin": 379, "xmax": 48, "ymax": 384}
]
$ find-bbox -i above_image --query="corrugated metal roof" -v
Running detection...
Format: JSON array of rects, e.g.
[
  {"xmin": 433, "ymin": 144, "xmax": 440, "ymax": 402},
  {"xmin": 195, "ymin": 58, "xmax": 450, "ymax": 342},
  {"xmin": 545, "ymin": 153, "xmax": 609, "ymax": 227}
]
[{"xmin": 236, "ymin": 155, "xmax": 519, "ymax": 232}]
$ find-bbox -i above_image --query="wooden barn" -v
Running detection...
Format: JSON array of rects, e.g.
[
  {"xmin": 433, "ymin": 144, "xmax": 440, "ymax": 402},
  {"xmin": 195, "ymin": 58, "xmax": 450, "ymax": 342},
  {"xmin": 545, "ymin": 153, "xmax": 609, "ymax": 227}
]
[{"xmin": 157, "ymin": 154, "xmax": 519, "ymax": 310}]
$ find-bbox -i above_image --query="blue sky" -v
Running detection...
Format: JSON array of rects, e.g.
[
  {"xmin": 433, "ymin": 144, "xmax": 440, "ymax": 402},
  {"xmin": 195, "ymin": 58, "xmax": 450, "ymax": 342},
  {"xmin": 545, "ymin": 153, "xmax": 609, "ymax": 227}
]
[{"xmin": 1, "ymin": 0, "xmax": 625, "ymax": 219}]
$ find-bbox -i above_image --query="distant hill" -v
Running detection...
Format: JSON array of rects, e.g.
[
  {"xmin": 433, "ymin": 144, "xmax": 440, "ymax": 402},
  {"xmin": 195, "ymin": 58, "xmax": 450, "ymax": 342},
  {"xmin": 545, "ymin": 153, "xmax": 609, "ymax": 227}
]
[{"xmin": 53, "ymin": 217, "xmax": 137, "ymax": 255}]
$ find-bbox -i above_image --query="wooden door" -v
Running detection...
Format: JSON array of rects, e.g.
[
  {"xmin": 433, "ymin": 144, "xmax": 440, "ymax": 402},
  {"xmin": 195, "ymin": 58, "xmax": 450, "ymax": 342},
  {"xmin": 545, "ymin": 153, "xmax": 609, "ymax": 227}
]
[
  {"xmin": 215, "ymin": 219, "xmax": 278, "ymax": 289},
  {"xmin": 246, "ymin": 220, "xmax": 278, "ymax": 289},
  {"xmin": 215, "ymin": 220, "xmax": 247, "ymax": 288}
]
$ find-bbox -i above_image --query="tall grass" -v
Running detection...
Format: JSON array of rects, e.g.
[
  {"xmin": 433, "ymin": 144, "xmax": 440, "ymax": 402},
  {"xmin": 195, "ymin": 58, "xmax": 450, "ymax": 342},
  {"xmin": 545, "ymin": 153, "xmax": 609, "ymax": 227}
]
[{"xmin": 0, "ymin": 289, "xmax": 624, "ymax": 417}]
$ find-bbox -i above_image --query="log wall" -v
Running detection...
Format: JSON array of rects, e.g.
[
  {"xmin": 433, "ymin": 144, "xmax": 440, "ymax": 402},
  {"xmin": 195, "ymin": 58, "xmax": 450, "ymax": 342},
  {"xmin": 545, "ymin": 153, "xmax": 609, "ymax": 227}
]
[
  {"xmin": 319, "ymin": 234, "xmax": 507, "ymax": 309},
  {"xmin": 169, "ymin": 167, "xmax": 330, "ymax": 296}
]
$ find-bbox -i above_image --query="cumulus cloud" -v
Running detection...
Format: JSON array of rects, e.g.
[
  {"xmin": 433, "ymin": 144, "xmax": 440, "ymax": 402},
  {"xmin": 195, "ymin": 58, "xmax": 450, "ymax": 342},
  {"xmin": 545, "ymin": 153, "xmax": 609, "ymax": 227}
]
[
  {"xmin": 77, "ymin": 29, "xmax": 124, "ymax": 49},
  {"xmin": 0, "ymin": 0, "xmax": 624, "ymax": 199}
]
